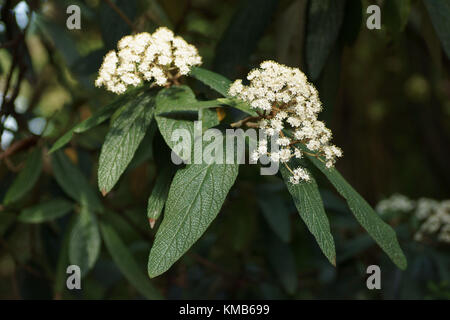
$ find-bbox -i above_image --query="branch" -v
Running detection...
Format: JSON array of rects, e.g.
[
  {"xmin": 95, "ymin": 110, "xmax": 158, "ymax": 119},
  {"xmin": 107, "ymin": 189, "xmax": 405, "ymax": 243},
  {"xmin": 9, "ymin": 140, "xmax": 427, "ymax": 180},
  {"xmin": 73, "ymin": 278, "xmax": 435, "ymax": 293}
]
[{"xmin": 103, "ymin": 0, "xmax": 136, "ymax": 32}]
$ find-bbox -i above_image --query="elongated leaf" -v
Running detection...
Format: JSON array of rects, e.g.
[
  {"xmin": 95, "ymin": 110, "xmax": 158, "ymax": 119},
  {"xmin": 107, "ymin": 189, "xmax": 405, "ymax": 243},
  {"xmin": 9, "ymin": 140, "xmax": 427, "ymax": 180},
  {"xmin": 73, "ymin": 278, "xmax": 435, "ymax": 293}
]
[
  {"xmin": 305, "ymin": 0, "xmax": 346, "ymax": 80},
  {"xmin": 217, "ymin": 98, "xmax": 258, "ymax": 116},
  {"xmin": 268, "ymin": 235, "xmax": 298, "ymax": 295},
  {"xmin": 383, "ymin": 0, "xmax": 411, "ymax": 35},
  {"xmin": 49, "ymin": 130, "xmax": 75, "ymax": 154},
  {"xmin": 190, "ymin": 67, "xmax": 232, "ymax": 97},
  {"xmin": 280, "ymin": 162, "xmax": 336, "ymax": 265},
  {"xmin": 54, "ymin": 217, "xmax": 73, "ymax": 298},
  {"xmin": 147, "ymin": 166, "xmax": 173, "ymax": 228},
  {"xmin": 98, "ymin": 92, "xmax": 155, "ymax": 194},
  {"xmin": 256, "ymin": 186, "xmax": 291, "ymax": 243},
  {"xmin": 100, "ymin": 0, "xmax": 136, "ymax": 50},
  {"xmin": 49, "ymin": 87, "xmax": 144, "ymax": 153},
  {"xmin": 199, "ymin": 108, "xmax": 219, "ymax": 130},
  {"xmin": 148, "ymin": 149, "xmax": 239, "ymax": 278},
  {"xmin": 155, "ymin": 86, "xmax": 199, "ymax": 160},
  {"xmin": 100, "ymin": 222, "xmax": 162, "ymax": 299},
  {"xmin": 424, "ymin": 0, "xmax": 450, "ymax": 59},
  {"xmin": 69, "ymin": 205, "xmax": 101, "ymax": 276},
  {"xmin": 212, "ymin": 0, "xmax": 278, "ymax": 78},
  {"xmin": 35, "ymin": 14, "xmax": 80, "ymax": 66},
  {"xmin": 51, "ymin": 151, "xmax": 102, "ymax": 211},
  {"xmin": 3, "ymin": 148, "xmax": 42, "ymax": 205},
  {"xmin": 306, "ymin": 155, "xmax": 407, "ymax": 270},
  {"xmin": 18, "ymin": 199, "xmax": 73, "ymax": 223},
  {"xmin": 157, "ymin": 100, "xmax": 223, "ymax": 113},
  {"xmin": 189, "ymin": 67, "xmax": 257, "ymax": 116}
]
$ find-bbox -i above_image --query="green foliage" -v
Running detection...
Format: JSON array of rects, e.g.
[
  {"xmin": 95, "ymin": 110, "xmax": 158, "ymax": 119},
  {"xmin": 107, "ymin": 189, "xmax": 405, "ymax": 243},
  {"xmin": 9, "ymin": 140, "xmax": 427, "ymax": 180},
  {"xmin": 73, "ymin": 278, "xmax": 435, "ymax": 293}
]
[
  {"xmin": 51, "ymin": 151, "xmax": 103, "ymax": 211},
  {"xmin": 256, "ymin": 184, "xmax": 291, "ymax": 243},
  {"xmin": 18, "ymin": 199, "xmax": 73, "ymax": 223},
  {"xmin": 190, "ymin": 67, "xmax": 256, "ymax": 115},
  {"xmin": 424, "ymin": 0, "xmax": 450, "ymax": 58},
  {"xmin": 3, "ymin": 148, "xmax": 42, "ymax": 205},
  {"xmin": 280, "ymin": 162, "xmax": 336, "ymax": 265},
  {"xmin": 69, "ymin": 205, "xmax": 101, "ymax": 276},
  {"xmin": 148, "ymin": 147, "xmax": 239, "ymax": 278},
  {"xmin": 190, "ymin": 66, "xmax": 232, "ymax": 98},
  {"xmin": 100, "ymin": 222, "xmax": 162, "ymax": 299},
  {"xmin": 99, "ymin": 0, "xmax": 136, "ymax": 50},
  {"xmin": 305, "ymin": 0, "xmax": 346, "ymax": 80},
  {"xmin": 154, "ymin": 86, "xmax": 198, "ymax": 160},
  {"xmin": 50, "ymin": 87, "xmax": 145, "ymax": 153},
  {"xmin": 306, "ymin": 155, "xmax": 407, "ymax": 270},
  {"xmin": 147, "ymin": 166, "xmax": 173, "ymax": 224},
  {"xmin": 98, "ymin": 91, "xmax": 155, "ymax": 194},
  {"xmin": 213, "ymin": 0, "xmax": 278, "ymax": 78},
  {"xmin": 383, "ymin": 0, "xmax": 412, "ymax": 35},
  {"xmin": 268, "ymin": 236, "xmax": 298, "ymax": 295},
  {"xmin": 2, "ymin": 0, "xmax": 449, "ymax": 300}
]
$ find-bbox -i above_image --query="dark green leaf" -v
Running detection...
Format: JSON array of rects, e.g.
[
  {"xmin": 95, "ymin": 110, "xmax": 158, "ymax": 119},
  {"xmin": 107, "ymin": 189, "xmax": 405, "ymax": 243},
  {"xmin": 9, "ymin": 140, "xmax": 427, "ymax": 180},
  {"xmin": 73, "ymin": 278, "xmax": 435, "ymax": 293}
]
[
  {"xmin": 147, "ymin": 166, "xmax": 173, "ymax": 227},
  {"xmin": 18, "ymin": 199, "xmax": 73, "ymax": 223},
  {"xmin": 3, "ymin": 148, "xmax": 42, "ymax": 205},
  {"xmin": 69, "ymin": 205, "xmax": 101, "ymax": 275},
  {"xmin": 267, "ymin": 236, "xmax": 298, "ymax": 295},
  {"xmin": 51, "ymin": 151, "xmax": 103, "ymax": 211},
  {"xmin": 341, "ymin": 0, "xmax": 362, "ymax": 45},
  {"xmin": 199, "ymin": 108, "xmax": 219, "ymax": 130},
  {"xmin": 71, "ymin": 49, "xmax": 107, "ymax": 76},
  {"xmin": 155, "ymin": 86, "xmax": 198, "ymax": 160},
  {"xmin": 189, "ymin": 68, "xmax": 258, "ymax": 116},
  {"xmin": 35, "ymin": 14, "xmax": 80, "ymax": 66},
  {"xmin": 256, "ymin": 187, "xmax": 291, "ymax": 243},
  {"xmin": 280, "ymin": 162, "xmax": 336, "ymax": 265},
  {"xmin": 305, "ymin": 0, "xmax": 346, "ymax": 80},
  {"xmin": 424, "ymin": 0, "xmax": 450, "ymax": 59},
  {"xmin": 306, "ymin": 155, "xmax": 407, "ymax": 270},
  {"xmin": 100, "ymin": 222, "xmax": 162, "ymax": 299},
  {"xmin": 148, "ymin": 145, "xmax": 239, "ymax": 278},
  {"xmin": 49, "ymin": 130, "xmax": 75, "ymax": 154},
  {"xmin": 99, "ymin": 0, "xmax": 136, "ymax": 50},
  {"xmin": 212, "ymin": 0, "xmax": 278, "ymax": 78},
  {"xmin": 190, "ymin": 67, "xmax": 232, "ymax": 98},
  {"xmin": 383, "ymin": 0, "xmax": 411, "ymax": 35},
  {"xmin": 98, "ymin": 92, "xmax": 155, "ymax": 194},
  {"xmin": 217, "ymin": 98, "xmax": 258, "ymax": 116},
  {"xmin": 54, "ymin": 217, "xmax": 73, "ymax": 297},
  {"xmin": 49, "ymin": 87, "xmax": 144, "ymax": 154}
]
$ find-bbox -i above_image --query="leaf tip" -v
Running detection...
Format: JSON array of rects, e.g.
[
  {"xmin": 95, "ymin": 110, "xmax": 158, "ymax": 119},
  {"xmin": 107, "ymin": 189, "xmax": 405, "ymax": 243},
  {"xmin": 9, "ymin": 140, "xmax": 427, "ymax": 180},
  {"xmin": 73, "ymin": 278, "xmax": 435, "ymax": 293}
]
[
  {"xmin": 397, "ymin": 255, "xmax": 408, "ymax": 270},
  {"xmin": 101, "ymin": 189, "xmax": 108, "ymax": 197},
  {"xmin": 149, "ymin": 218, "xmax": 156, "ymax": 229}
]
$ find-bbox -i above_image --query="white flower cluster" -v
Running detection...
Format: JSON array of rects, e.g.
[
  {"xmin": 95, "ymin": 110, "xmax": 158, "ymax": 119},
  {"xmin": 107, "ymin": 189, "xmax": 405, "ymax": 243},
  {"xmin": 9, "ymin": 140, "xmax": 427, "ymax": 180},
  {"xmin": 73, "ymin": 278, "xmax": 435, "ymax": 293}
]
[
  {"xmin": 414, "ymin": 199, "xmax": 450, "ymax": 243},
  {"xmin": 376, "ymin": 194, "xmax": 450, "ymax": 244},
  {"xmin": 375, "ymin": 194, "xmax": 416, "ymax": 214},
  {"xmin": 229, "ymin": 61, "xmax": 343, "ymax": 184},
  {"xmin": 95, "ymin": 27, "xmax": 202, "ymax": 94}
]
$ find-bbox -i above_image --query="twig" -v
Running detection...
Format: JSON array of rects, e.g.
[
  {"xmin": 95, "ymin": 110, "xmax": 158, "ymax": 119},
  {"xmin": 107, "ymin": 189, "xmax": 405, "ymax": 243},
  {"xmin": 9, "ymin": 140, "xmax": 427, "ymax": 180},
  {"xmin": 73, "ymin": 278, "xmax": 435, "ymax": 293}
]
[
  {"xmin": 0, "ymin": 136, "xmax": 38, "ymax": 160},
  {"xmin": 230, "ymin": 116, "xmax": 261, "ymax": 128},
  {"xmin": 103, "ymin": 0, "xmax": 136, "ymax": 32}
]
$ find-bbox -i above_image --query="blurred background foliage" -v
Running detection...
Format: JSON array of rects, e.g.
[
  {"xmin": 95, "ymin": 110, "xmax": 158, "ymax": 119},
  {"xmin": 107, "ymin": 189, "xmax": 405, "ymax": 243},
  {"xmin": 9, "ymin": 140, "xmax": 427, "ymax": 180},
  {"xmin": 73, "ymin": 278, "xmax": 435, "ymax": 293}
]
[{"xmin": 0, "ymin": 0, "xmax": 449, "ymax": 299}]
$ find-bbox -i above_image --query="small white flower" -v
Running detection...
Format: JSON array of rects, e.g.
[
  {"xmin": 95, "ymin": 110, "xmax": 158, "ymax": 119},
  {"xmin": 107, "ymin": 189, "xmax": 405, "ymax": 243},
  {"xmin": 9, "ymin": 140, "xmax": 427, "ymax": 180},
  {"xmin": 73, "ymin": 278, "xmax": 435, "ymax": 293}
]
[
  {"xmin": 227, "ymin": 60, "xmax": 343, "ymax": 184},
  {"xmin": 279, "ymin": 148, "xmax": 291, "ymax": 162},
  {"xmin": 270, "ymin": 152, "xmax": 280, "ymax": 162},
  {"xmin": 96, "ymin": 27, "xmax": 202, "ymax": 94},
  {"xmin": 276, "ymin": 137, "xmax": 290, "ymax": 147},
  {"xmin": 294, "ymin": 148, "xmax": 302, "ymax": 158}
]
